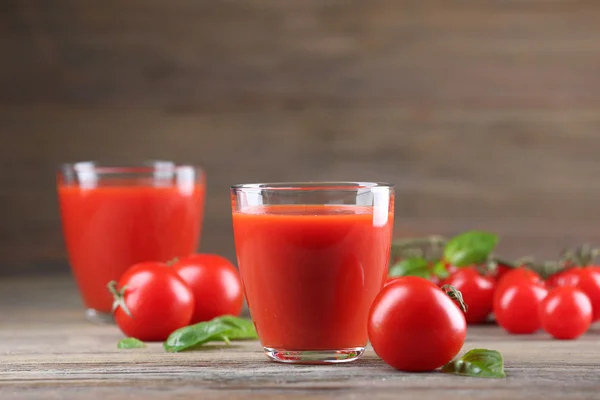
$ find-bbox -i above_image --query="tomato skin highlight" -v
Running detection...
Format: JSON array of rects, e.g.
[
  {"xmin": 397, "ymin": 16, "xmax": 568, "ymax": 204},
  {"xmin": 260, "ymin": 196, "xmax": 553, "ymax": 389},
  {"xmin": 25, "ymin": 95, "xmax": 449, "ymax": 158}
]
[
  {"xmin": 368, "ymin": 276, "xmax": 466, "ymax": 372},
  {"xmin": 114, "ymin": 262, "xmax": 195, "ymax": 341},
  {"xmin": 494, "ymin": 281, "xmax": 548, "ymax": 334},
  {"xmin": 172, "ymin": 254, "xmax": 244, "ymax": 324},
  {"xmin": 443, "ymin": 267, "xmax": 495, "ymax": 324},
  {"xmin": 539, "ymin": 287, "xmax": 592, "ymax": 340}
]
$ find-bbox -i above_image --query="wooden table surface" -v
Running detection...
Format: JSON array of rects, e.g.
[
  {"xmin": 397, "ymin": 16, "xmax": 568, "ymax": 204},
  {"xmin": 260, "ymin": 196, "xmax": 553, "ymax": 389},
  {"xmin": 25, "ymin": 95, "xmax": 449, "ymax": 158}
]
[{"xmin": 1, "ymin": 276, "xmax": 599, "ymax": 400}]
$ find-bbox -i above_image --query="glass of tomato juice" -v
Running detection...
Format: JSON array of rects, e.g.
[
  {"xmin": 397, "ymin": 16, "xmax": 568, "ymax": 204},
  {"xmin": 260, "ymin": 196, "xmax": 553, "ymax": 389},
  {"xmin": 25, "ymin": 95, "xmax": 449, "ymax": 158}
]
[
  {"xmin": 58, "ymin": 161, "xmax": 205, "ymax": 323},
  {"xmin": 231, "ymin": 182, "xmax": 394, "ymax": 364}
]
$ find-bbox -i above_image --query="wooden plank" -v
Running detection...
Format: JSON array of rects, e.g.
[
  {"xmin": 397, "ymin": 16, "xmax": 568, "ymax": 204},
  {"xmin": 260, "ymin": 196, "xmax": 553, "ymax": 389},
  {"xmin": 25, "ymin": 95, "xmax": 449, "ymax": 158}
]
[
  {"xmin": 1, "ymin": 1, "xmax": 600, "ymax": 110},
  {"xmin": 1, "ymin": 276, "xmax": 600, "ymax": 400},
  {"xmin": 2, "ymin": 0, "xmax": 600, "ymax": 273},
  {"xmin": 3, "ymin": 107, "xmax": 600, "ymax": 274}
]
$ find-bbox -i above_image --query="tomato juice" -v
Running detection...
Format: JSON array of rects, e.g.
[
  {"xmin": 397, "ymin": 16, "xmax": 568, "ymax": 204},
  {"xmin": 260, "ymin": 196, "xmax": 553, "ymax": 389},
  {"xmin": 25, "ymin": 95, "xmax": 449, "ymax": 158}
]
[
  {"xmin": 232, "ymin": 205, "xmax": 393, "ymax": 351},
  {"xmin": 59, "ymin": 180, "xmax": 204, "ymax": 313}
]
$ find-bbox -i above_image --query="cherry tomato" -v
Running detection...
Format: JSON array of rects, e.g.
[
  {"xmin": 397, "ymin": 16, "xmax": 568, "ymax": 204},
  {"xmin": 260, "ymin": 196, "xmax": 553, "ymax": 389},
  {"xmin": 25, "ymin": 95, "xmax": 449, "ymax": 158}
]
[
  {"xmin": 493, "ymin": 280, "xmax": 547, "ymax": 334},
  {"xmin": 172, "ymin": 254, "xmax": 244, "ymax": 324},
  {"xmin": 574, "ymin": 266, "xmax": 600, "ymax": 322},
  {"xmin": 495, "ymin": 267, "xmax": 543, "ymax": 295},
  {"xmin": 544, "ymin": 266, "xmax": 600, "ymax": 322},
  {"xmin": 368, "ymin": 276, "xmax": 466, "ymax": 372},
  {"xmin": 539, "ymin": 286, "xmax": 592, "ymax": 340},
  {"xmin": 443, "ymin": 267, "xmax": 495, "ymax": 324},
  {"xmin": 545, "ymin": 268, "xmax": 581, "ymax": 289},
  {"xmin": 110, "ymin": 262, "xmax": 194, "ymax": 341}
]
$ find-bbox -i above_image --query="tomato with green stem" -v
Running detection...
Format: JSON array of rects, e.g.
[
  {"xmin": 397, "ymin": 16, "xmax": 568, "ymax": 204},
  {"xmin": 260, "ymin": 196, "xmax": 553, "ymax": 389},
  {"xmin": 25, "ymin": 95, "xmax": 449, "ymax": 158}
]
[
  {"xmin": 545, "ymin": 244, "xmax": 600, "ymax": 322},
  {"xmin": 368, "ymin": 276, "xmax": 467, "ymax": 372},
  {"xmin": 108, "ymin": 262, "xmax": 194, "ymax": 341},
  {"xmin": 442, "ymin": 267, "xmax": 495, "ymax": 324}
]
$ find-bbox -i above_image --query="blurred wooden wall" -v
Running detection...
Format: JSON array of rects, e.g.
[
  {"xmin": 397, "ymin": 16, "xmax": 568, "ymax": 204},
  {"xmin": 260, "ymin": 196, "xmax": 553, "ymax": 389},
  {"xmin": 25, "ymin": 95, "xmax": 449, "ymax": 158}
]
[{"xmin": 2, "ymin": 0, "xmax": 600, "ymax": 275}]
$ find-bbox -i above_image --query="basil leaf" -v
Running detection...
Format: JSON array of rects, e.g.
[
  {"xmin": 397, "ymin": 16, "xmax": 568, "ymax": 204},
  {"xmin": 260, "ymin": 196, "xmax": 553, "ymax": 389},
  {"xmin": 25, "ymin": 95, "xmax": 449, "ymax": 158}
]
[
  {"xmin": 431, "ymin": 261, "xmax": 449, "ymax": 279},
  {"xmin": 441, "ymin": 349, "xmax": 506, "ymax": 378},
  {"xmin": 117, "ymin": 337, "xmax": 146, "ymax": 349},
  {"xmin": 388, "ymin": 257, "xmax": 430, "ymax": 278},
  {"xmin": 444, "ymin": 231, "xmax": 499, "ymax": 267},
  {"xmin": 213, "ymin": 315, "xmax": 258, "ymax": 340},
  {"xmin": 164, "ymin": 320, "xmax": 234, "ymax": 352},
  {"xmin": 163, "ymin": 316, "xmax": 259, "ymax": 352}
]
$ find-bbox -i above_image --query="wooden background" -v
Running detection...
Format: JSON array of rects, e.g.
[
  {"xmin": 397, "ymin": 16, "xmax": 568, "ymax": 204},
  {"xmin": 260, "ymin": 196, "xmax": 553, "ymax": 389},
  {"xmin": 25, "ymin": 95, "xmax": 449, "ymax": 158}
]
[{"xmin": 1, "ymin": 0, "xmax": 600, "ymax": 276}]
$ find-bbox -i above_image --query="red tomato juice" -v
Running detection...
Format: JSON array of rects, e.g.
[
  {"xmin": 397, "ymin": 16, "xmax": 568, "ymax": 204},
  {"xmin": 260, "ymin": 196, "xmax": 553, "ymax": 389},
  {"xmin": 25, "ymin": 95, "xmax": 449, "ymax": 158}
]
[
  {"xmin": 232, "ymin": 205, "xmax": 393, "ymax": 350},
  {"xmin": 59, "ymin": 183, "xmax": 205, "ymax": 312}
]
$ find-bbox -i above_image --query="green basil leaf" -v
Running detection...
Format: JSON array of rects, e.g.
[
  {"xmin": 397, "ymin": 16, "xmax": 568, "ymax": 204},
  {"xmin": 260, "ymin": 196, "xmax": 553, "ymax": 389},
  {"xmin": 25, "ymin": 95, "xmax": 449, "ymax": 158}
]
[
  {"xmin": 441, "ymin": 349, "xmax": 506, "ymax": 378},
  {"xmin": 443, "ymin": 231, "xmax": 499, "ymax": 267},
  {"xmin": 431, "ymin": 261, "xmax": 449, "ymax": 279},
  {"xmin": 164, "ymin": 320, "xmax": 235, "ymax": 352},
  {"xmin": 117, "ymin": 337, "xmax": 146, "ymax": 349},
  {"xmin": 213, "ymin": 315, "xmax": 258, "ymax": 340},
  {"xmin": 163, "ymin": 316, "xmax": 259, "ymax": 352},
  {"xmin": 388, "ymin": 257, "xmax": 429, "ymax": 278}
]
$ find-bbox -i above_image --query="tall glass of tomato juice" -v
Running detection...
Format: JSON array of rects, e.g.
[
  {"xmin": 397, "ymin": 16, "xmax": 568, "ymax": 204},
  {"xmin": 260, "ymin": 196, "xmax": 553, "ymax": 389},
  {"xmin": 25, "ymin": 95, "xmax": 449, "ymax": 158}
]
[
  {"xmin": 231, "ymin": 182, "xmax": 394, "ymax": 364},
  {"xmin": 58, "ymin": 161, "xmax": 205, "ymax": 323}
]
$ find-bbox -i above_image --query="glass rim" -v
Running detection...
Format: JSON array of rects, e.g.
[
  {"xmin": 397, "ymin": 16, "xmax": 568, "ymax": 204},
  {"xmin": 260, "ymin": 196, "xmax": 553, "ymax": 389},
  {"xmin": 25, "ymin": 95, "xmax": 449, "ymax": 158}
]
[
  {"xmin": 58, "ymin": 160, "xmax": 204, "ymax": 175},
  {"xmin": 231, "ymin": 181, "xmax": 393, "ymax": 191}
]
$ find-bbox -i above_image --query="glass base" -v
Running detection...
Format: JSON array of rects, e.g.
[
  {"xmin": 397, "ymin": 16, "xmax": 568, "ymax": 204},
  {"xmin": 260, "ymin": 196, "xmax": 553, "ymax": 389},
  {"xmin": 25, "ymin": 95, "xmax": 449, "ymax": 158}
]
[
  {"xmin": 85, "ymin": 308, "xmax": 114, "ymax": 324},
  {"xmin": 264, "ymin": 347, "xmax": 365, "ymax": 364}
]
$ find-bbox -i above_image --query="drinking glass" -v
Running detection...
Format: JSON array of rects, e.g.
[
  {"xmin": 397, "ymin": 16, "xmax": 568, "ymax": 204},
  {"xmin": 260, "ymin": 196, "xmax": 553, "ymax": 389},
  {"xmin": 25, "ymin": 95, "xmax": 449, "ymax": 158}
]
[
  {"xmin": 231, "ymin": 182, "xmax": 394, "ymax": 364},
  {"xmin": 58, "ymin": 161, "xmax": 205, "ymax": 322}
]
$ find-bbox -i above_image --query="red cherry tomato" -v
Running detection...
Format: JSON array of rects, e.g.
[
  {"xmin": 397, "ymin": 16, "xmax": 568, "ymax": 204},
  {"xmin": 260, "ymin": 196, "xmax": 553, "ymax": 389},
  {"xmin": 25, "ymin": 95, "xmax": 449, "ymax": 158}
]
[
  {"xmin": 539, "ymin": 286, "xmax": 592, "ymax": 340},
  {"xmin": 574, "ymin": 266, "xmax": 600, "ymax": 322},
  {"xmin": 172, "ymin": 254, "xmax": 244, "ymax": 324},
  {"xmin": 545, "ymin": 268, "xmax": 581, "ymax": 289},
  {"xmin": 368, "ymin": 276, "xmax": 467, "ymax": 372},
  {"xmin": 495, "ymin": 267, "xmax": 543, "ymax": 295},
  {"xmin": 110, "ymin": 262, "xmax": 194, "ymax": 341},
  {"xmin": 443, "ymin": 267, "xmax": 495, "ymax": 324},
  {"xmin": 493, "ymin": 280, "xmax": 548, "ymax": 334}
]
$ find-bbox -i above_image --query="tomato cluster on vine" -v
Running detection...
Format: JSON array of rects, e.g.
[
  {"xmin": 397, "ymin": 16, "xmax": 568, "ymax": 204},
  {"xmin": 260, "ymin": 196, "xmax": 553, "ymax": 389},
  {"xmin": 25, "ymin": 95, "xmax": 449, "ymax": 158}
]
[{"xmin": 386, "ymin": 232, "xmax": 600, "ymax": 340}]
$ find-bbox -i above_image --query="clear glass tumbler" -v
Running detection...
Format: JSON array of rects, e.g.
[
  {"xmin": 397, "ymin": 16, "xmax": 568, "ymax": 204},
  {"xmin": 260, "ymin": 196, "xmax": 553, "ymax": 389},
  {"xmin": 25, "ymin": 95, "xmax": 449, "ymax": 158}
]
[
  {"xmin": 231, "ymin": 182, "xmax": 394, "ymax": 364},
  {"xmin": 58, "ymin": 161, "xmax": 205, "ymax": 323}
]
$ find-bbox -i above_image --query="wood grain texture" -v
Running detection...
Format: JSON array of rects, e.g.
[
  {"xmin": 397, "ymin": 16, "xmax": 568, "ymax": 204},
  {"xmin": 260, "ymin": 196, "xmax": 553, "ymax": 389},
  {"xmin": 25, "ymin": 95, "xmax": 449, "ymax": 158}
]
[
  {"xmin": 2, "ymin": 0, "xmax": 600, "ymax": 274},
  {"xmin": 1, "ymin": 276, "xmax": 600, "ymax": 400}
]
